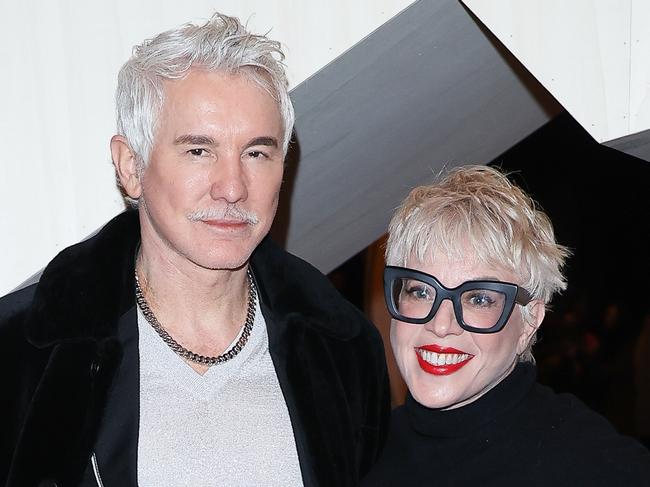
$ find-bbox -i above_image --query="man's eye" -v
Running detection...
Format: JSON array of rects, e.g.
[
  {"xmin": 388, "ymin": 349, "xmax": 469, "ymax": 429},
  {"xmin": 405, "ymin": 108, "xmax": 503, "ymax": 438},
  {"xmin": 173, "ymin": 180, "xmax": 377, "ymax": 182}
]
[
  {"xmin": 247, "ymin": 150, "xmax": 268, "ymax": 159},
  {"xmin": 188, "ymin": 148, "xmax": 207, "ymax": 156}
]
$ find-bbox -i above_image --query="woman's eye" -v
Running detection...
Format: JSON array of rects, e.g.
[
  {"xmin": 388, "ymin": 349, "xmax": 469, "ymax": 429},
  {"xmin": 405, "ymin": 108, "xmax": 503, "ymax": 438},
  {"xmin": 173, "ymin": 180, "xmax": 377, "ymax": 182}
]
[
  {"xmin": 467, "ymin": 292, "xmax": 495, "ymax": 307},
  {"xmin": 405, "ymin": 284, "xmax": 432, "ymax": 301}
]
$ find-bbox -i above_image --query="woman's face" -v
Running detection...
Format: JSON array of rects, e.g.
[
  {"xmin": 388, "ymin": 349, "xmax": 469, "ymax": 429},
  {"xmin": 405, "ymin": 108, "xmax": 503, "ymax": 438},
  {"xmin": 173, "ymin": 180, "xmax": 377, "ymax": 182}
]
[{"xmin": 390, "ymin": 251, "xmax": 540, "ymax": 409}]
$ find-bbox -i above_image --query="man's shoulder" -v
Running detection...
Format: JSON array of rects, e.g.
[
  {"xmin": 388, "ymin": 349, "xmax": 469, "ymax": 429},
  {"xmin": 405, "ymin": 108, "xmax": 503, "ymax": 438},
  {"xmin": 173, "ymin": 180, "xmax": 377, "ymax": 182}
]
[
  {"xmin": 2, "ymin": 210, "xmax": 138, "ymax": 310},
  {"xmin": 0, "ymin": 284, "xmax": 44, "ymax": 373},
  {"xmin": 0, "ymin": 283, "xmax": 37, "ymax": 328},
  {"xmin": 1, "ymin": 211, "xmax": 139, "ymax": 345}
]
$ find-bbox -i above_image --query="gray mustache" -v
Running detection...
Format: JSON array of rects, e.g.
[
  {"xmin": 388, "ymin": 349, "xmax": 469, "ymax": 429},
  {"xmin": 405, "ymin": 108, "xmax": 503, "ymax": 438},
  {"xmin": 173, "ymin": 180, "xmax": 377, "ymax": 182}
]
[{"xmin": 187, "ymin": 206, "xmax": 259, "ymax": 225}]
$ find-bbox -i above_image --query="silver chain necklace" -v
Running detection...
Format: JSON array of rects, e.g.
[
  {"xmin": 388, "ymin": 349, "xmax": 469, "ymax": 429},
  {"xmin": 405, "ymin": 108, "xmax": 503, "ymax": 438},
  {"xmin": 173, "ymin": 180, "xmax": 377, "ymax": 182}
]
[{"xmin": 134, "ymin": 268, "xmax": 257, "ymax": 366}]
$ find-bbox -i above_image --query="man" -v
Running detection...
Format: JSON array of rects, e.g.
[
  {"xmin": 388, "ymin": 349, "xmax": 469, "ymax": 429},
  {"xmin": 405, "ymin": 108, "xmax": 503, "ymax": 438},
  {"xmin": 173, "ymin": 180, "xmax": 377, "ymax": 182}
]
[{"xmin": 0, "ymin": 13, "xmax": 389, "ymax": 487}]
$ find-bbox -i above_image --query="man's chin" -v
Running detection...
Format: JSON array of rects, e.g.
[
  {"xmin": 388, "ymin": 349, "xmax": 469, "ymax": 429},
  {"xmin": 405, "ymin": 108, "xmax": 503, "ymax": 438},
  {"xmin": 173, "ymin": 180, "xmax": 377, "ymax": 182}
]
[{"xmin": 189, "ymin": 248, "xmax": 255, "ymax": 272}]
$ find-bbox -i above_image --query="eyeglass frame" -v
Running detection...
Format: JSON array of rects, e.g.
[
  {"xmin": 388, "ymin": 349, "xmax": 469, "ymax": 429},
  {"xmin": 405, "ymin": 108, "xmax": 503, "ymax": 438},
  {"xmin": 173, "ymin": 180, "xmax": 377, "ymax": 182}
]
[{"xmin": 383, "ymin": 265, "xmax": 533, "ymax": 334}]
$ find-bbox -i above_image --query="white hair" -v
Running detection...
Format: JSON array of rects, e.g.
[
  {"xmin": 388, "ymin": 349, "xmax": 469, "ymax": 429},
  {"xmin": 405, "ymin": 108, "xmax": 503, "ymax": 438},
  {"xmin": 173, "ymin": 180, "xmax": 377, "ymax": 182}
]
[{"xmin": 115, "ymin": 12, "xmax": 295, "ymax": 205}]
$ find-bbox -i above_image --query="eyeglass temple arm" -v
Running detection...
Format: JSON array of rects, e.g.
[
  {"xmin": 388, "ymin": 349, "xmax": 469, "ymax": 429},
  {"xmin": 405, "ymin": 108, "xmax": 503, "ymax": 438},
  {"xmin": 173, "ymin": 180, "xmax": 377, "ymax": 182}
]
[{"xmin": 516, "ymin": 287, "xmax": 533, "ymax": 305}]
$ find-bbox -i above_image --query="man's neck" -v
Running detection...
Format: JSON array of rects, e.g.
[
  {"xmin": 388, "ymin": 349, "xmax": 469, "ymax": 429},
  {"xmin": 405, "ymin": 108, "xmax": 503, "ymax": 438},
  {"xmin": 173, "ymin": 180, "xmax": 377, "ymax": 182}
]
[{"xmin": 135, "ymin": 239, "xmax": 251, "ymax": 371}]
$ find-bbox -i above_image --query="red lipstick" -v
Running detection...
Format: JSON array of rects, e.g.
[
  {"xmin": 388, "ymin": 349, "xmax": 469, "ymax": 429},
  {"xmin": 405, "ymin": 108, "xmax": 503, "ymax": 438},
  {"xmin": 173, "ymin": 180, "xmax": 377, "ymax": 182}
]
[
  {"xmin": 414, "ymin": 344, "xmax": 474, "ymax": 376},
  {"xmin": 418, "ymin": 344, "xmax": 465, "ymax": 354}
]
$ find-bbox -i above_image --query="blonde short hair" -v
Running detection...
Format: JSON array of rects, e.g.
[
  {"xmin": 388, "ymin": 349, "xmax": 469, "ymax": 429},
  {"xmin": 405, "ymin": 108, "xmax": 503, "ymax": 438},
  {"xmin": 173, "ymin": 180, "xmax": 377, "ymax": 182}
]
[{"xmin": 385, "ymin": 165, "xmax": 569, "ymax": 361}]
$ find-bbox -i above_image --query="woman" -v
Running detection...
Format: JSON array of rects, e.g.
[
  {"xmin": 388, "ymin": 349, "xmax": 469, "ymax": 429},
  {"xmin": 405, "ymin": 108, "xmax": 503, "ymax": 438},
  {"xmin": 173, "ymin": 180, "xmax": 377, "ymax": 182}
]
[{"xmin": 362, "ymin": 165, "xmax": 650, "ymax": 485}]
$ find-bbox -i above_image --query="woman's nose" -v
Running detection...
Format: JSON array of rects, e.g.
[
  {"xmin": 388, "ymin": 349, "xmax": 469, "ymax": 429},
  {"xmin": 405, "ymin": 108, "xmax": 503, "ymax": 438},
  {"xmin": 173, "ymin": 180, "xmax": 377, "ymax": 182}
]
[{"xmin": 423, "ymin": 299, "xmax": 464, "ymax": 337}]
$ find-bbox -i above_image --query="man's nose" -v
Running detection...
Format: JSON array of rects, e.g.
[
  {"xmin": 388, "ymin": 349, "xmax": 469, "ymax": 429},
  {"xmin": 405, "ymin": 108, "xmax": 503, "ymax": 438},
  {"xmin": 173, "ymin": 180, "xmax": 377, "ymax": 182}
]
[
  {"xmin": 423, "ymin": 299, "xmax": 464, "ymax": 337},
  {"xmin": 209, "ymin": 154, "xmax": 248, "ymax": 203}
]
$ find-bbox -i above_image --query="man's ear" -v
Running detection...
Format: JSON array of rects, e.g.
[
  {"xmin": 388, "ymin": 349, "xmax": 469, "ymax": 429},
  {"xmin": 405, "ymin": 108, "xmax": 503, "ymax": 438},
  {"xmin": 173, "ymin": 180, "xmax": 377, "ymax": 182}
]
[
  {"xmin": 517, "ymin": 300, "xmax": 545, "ymax": 355},
  {"xmin": 111, "ymin": 135, "xmax": 142, "ymax": 200}
]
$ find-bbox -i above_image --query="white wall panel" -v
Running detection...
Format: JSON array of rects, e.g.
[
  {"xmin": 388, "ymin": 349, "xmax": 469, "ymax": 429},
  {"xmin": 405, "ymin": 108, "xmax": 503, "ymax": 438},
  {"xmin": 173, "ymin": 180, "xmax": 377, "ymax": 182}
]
[
  {"xmin": 630, "ymin": 0, "xmax": 650, "ymax": 133},
  {"xmin": 279, "ymin": 0, "xmax": 559, "ymax": 272},
  {"xmin": 0, "ymin": 0, "xmax": 414, "ymax": 295},
  {"xmin": 462, "ymin": 0, "xmax": 650, "ymax": 145}
]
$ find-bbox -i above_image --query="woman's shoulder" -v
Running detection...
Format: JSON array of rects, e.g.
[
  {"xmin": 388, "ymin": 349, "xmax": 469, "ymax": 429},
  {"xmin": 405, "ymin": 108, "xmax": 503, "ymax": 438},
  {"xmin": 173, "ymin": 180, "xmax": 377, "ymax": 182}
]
[
  {"xmin": 519, "ymin": 381, "xmax": 650, "ymax": 483},
  {"xmin": 525, "ymin": 381, "xmax": 634, "ymax": 439}
]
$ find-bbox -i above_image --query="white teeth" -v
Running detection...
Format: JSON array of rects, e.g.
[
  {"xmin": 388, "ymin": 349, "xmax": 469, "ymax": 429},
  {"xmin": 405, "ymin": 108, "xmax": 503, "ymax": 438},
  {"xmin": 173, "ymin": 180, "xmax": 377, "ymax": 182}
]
[{"xmin": 418, "ymin": 349, "xmax": 470, "ymax": 366}]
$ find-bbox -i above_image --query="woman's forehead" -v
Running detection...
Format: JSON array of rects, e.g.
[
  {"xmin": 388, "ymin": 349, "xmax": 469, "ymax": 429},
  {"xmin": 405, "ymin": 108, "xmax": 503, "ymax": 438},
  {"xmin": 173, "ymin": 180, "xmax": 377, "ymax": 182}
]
[{"xmin": 406, "ymin": 247, "xmax": 518, "ymax": 285}]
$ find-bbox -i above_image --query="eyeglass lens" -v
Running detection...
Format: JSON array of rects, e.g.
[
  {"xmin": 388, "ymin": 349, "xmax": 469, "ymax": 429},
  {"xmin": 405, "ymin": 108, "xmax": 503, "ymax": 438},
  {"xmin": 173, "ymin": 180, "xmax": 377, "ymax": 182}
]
[{"xmin": 392, "ymin": 278, "xmax": 508, "ymax": 329}]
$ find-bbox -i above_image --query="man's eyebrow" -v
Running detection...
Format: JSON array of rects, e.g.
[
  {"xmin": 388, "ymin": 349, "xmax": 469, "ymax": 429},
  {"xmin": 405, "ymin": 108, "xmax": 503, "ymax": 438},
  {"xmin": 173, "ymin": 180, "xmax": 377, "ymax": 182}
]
[
  {"xmin": 245, "ymin": 136, "xmax": 278, "ymax": 148},
  {"xmin": 174, "ymin": 134, "xmax": 216, "ymax": 145}
]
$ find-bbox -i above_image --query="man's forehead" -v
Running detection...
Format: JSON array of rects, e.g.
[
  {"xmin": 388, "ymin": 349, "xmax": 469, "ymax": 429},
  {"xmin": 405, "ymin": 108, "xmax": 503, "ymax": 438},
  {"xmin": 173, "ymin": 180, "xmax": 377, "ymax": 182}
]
[{"xmin": 159, "ymin": 70, "xmax": 279, "ymax": 114}]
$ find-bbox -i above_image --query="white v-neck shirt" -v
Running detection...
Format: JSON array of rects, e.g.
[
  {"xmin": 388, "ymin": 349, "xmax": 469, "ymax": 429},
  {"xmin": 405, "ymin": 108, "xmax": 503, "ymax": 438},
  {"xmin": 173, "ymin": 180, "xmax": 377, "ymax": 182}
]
[{"xmin": 137, "ymin": 299, "xmax": 303, "ymax": 487}]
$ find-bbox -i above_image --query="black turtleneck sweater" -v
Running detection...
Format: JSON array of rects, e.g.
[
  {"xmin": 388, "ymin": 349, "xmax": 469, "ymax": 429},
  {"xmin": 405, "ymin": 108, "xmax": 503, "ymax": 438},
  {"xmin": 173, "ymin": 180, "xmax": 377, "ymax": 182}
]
[{"xmin": 362, "ymin": 363, "xmax": 650, "ymax": 486}]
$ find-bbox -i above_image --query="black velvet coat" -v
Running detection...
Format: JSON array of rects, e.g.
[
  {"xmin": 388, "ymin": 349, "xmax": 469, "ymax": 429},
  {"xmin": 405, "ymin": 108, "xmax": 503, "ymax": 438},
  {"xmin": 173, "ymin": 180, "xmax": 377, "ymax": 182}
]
[{"xmin": 0, "ymin": 210, "xmax": 390, "ymax": 487}]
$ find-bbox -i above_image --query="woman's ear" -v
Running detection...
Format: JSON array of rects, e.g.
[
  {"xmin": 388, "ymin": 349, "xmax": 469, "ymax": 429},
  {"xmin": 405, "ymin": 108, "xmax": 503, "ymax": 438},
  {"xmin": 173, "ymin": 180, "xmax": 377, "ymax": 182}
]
[
  {"xmin": 111, "ymin": 135, "xmax": 142, "ymax": 200},
  {"xmin": 517, "ymin": 300, "xmax": 545, "ymax": 355}
]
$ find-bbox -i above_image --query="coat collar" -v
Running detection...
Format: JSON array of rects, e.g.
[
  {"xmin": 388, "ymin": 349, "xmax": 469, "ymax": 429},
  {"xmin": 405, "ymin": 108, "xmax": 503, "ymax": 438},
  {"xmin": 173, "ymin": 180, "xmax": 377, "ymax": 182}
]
[
  {"xmin": 250, "ymin": 233, "xmax": 362, "ymax": 341},
  {"xmin": 25, "ymin": 210, "xmax": 140, "ymax": 347},
  {"xmin": 25, "ymin": 210, "xmax": 360, "ymax": 347}
]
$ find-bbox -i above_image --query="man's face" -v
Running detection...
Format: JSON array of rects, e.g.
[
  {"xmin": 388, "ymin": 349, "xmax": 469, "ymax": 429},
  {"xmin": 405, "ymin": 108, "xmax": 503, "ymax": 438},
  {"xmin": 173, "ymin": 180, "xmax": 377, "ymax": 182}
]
[{"xmin": 133, "ymin": 69, "xmax": 284, "ymax": 271}]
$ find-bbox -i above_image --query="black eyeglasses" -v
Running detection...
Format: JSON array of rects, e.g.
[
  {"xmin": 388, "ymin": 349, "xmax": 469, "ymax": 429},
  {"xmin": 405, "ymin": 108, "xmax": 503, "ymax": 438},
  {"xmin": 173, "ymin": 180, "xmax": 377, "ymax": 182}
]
[{"xmin": 384, "ymin": 266, "xmax": 533, "ymax": 334}]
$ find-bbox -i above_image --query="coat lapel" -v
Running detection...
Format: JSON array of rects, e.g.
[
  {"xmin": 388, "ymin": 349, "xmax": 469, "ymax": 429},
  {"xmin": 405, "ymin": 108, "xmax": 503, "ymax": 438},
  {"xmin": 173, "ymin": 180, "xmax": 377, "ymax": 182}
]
[
  {"xmin": 268, "ymin": 319, "xmax": 358, "ymax": 487},
  {"xmin": 86, "ymin": 306, "xmax": 139, "ymax": 487},
  {"xmin": 252, "ymin": 240, "xmax": 364, "ymax": 487}
]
